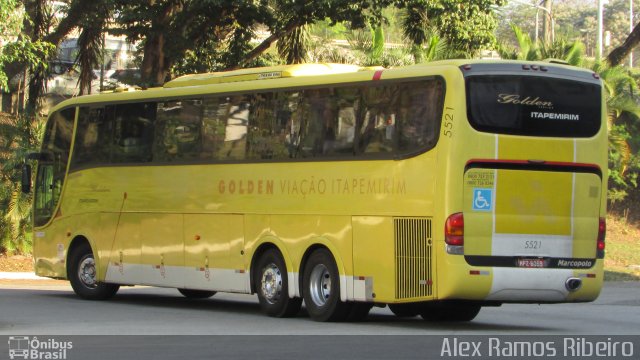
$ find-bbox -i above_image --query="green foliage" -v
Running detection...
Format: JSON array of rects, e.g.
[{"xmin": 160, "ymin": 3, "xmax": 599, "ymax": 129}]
[
  {"xmin": 498, "ymin": 24, "xmax": 585, "ymax": 66},
  {"xmin": 415, "ymin": 0, "xmax": 506, "ymax": 54},
  {"xmin": 0, "ymin": 38, "xmax": 55, "ymax": 91},
  {"xmin": 0, "ymin": 114, "xmax": 46, "ymax": 254},
  {"xmin": 371, "ymin": 26, "xmax": 385, "ymax": 63},
  {"xmin": 277, "ymin": 25, "xmax": 311, "ymax": 64}
]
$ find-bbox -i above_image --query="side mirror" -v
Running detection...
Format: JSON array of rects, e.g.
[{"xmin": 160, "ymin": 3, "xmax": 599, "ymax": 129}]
[{"xmin": 21, "ymin": 164, "xmax": 31, "ymax": 194}]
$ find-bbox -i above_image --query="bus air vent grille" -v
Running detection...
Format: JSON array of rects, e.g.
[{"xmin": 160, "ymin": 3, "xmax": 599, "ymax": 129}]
[{"xmin": 394, "ymin": 217, "xmax": 433, "ymax": 299}]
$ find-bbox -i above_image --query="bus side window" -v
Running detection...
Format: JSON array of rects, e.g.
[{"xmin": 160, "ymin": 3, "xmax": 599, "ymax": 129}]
[
  {"xmin": 112, "ymin": 103, "xmax": 156, "ymax": 163},
  {"xmin": 247, "ymin": 91, "xmax": 294, "ymax": 160},
  {"xmin": 154, "ymin": 99, "xmax": 203, "ymax": 162},
  {"xmin": 217, "ymin": 96, "xmax": 249, "ymax": 161},
  {"xmin": 396, "ymin": 80, "xmax": 444, "ymax": 153},
  {"xmin": 331, "ymin": 87, "xmax": 358, "ymax": 155},
  {"xmin": 354, "ymin": 85, "xmax": 397, "ymax": 155},
  {"xmin": 295, "ymin": 88, "xmax": 333, "ymax": 158},
  {"xmin": 72, "ymin": 107, "xmax": 113, "ymax": 168},
  {"xmin": 201, "ymin": 97, "xmax": 227, "ymax": 160},
  {"xmin": 34, "ymin": 108, "xmax": 75, "ymax": 227}
]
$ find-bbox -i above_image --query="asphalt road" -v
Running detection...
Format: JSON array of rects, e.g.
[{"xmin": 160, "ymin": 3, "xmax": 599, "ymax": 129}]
[
  {"xmin": 0, "ymin": 281, "xmax": 639, "ymax": 335},
  {"xmin": 1, "ymin": 282, "xmax": 638, "ymax": 359}
]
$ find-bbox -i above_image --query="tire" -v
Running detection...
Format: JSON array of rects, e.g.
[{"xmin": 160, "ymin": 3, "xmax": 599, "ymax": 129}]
[
  {"xmin": 178, "ymin": 289, "xmax": 216, "ymax": 299},
  {"xmin": 419, "ymin": 302, "xmax": 481, "ymax": 322},
  {"xmin": 254, "ymin": 248, "xmax": 302, "ymax": 317},
  {"xmin": 68, "ymin": 242, "xmax": 119, "ymax": 300},
  {"xmin": 388, "ymin": 303, "xmax": 419, "ymax": 317},
  {"xmin": 346, "ymin": 302, "xmax": 373, "ymax": 322},
  {"xmin": 302, "ymin": 248, "xmax": 350, "ymax": 322}
]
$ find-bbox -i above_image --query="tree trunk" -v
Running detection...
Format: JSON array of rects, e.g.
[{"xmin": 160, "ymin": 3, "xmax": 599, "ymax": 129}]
[
  {"xmin": 607, "ymin": 22, "xmax": 640, "ymax": 67},
  {"xmin": 140, "ymin": 33, "xmax": 167, "ymax": 87},
  {"xmin": 226, "ymin": 20, "xmax": 302, "ymax": 71},
  {"xmin": 139, "ymin": 1, "xmax": 182, "ymax": 86},
  {"xmin": 542, "ymin": 0, "xmax": 553, "ymax": 44}
]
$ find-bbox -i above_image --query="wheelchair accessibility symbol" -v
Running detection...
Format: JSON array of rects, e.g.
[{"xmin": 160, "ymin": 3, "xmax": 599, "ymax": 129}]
[{"xmin": 473, "ymin": 188, "xmax": 493, "ymax": 211}]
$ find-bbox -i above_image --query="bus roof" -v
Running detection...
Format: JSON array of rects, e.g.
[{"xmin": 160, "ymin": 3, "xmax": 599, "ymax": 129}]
[
  {"xmin": 47, "ymin": 60, "xmax": 597, "ymax": 113},
  {"xmin": 164, "ymin": 63, "xmax": 366, "ymax": 88}
]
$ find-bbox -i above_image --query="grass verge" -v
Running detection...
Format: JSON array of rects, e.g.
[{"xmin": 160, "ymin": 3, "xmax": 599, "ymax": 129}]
[{"xmin": 604, "ymin": 214, "xmax": 640, "ymax": 281}]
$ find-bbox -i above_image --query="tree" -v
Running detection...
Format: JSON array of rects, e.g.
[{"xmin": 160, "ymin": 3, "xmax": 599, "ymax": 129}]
[
  {"xmin": 0, "ymin": 113, "xmax": 45, "ymax": 254},
  {"xmin": 607, "ymin": 22, "xmax": 640, "ymax": 67},
  {"xmin": 113, "ymin": 0, "xmax": 505, "ymax": 84},
  {"xmin": 75, "ymin": 1, "xmax": 111, "ymax": 95}
]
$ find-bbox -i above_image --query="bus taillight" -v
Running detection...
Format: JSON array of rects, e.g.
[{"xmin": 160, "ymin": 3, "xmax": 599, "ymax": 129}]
[
  {"xmin": 597, "ymin": 217, "xmax": 606, "ymax": 258},
  {"xmin": 445, "ymin": 213, "xmax": 464, "ymax": 255}
]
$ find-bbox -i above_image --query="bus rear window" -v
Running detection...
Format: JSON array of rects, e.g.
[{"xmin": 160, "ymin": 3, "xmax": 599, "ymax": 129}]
[{"xmin": 466, "ymin": 75, "xmax": 601, "ymax": 137}]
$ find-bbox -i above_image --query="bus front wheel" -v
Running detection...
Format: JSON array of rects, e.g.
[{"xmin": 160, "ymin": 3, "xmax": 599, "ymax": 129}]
[
  {"xmin": 68, "ymin": 243, "xmax": 119, "ymax": 300},
  {"xmin": 303, "ymin": 249, "xmax": 350, "ymax": 322},
  {"xmin": 254, "ymin": 249, "xmax": 302, "ymax": 317}
]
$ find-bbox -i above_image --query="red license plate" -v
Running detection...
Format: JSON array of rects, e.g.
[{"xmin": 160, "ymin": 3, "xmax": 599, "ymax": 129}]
[{"xmin": 517, "ymin": 258, "xmax": 545, "ymax": 268}]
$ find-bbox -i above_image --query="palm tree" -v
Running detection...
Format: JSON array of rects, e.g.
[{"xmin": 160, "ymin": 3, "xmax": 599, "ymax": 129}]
[
  {"xmin": 0, "ymin": 113, "xmax": 45, "ymax": 254},
  {"xmin": 277, "ymin": 25, "xmax": 311, "ymax": 64},
  {"xmin": 591, "ymin": 62, "xmax": 640, "ymax": 203}
]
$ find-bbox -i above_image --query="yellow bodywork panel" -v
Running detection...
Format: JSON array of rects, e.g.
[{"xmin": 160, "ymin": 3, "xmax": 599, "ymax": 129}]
[
  {"xmin": 495, "ymin": 170, "xmax": 573, "ymax": 236},
  {"xmin": 352, "ymin": 217, "xmax": 396, "ymax": 302}
]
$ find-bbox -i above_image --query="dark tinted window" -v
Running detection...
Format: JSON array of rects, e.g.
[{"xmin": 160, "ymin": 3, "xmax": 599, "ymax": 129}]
[
  {"xmin": 66, "ymin": 77, "xmax": 444, "ymax": 168},
  {"xmin": 111, "ymin": 103, "xmax": 156, "ymax": 163},
  {"xmin": 72, "ymin": 106, "xmax": 114, "ymax": 168},
  {"xmin": 466, "ymin": 76, "xmax": 601, "ymax": 137},
  {"xmin": 35, "ymin": 108, "xmax": 75, "ymax": 226},
  {"xmin": 262, "ymin": 78, "xmax": 444, "ymax": 159},
  {"xmin": 154, "ymin": 99, "xmax": 203, "ymax": 162}
]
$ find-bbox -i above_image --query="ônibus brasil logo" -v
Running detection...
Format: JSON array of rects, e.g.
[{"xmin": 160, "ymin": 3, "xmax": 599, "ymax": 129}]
[{"xmin": 8, "ymin": 336, "xmax": 72, "ymax": 360}]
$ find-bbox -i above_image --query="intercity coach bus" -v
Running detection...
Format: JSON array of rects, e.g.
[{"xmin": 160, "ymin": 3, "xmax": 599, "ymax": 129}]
[{"xmin": 23, "ymin": 60, "xmax": 607, "ymax": 322}]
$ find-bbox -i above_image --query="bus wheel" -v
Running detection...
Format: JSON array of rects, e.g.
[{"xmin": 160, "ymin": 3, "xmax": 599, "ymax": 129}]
[
  {"xmin": 346, "ymin": 302, "xmax": 373, "ymax": 322},
  {"xmin": 178, "ymin": 289, "xmax": 216, "ymax": 299},
  {"xmin": 303, "ymin": 249, "xmax": 350, "ymax": 322},
  {"xmin": 388, "ymin": 303, "xmax": 419, "ymax": 317},
  {"xmin": 254, "ymin": 249, "xmax": 302, "ymax": 317},
  {"xmin": 69, "ymin": 243, "xmax": 119, "ymax": 300},
  {"xmin": 419, "ymin": 303, "xmax": 481, "ymax": 322}
]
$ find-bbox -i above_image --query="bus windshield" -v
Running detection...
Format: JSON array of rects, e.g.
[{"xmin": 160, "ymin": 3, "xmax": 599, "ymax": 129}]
[{"xmin": 466, "ymin": 75, "xmax": 601, "ymax": 137}]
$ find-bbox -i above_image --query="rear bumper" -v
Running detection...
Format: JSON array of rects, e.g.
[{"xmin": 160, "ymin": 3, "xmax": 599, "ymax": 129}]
[{"xmin": 438, "ymin": 257, "xmax": 603, "ymax": 303}]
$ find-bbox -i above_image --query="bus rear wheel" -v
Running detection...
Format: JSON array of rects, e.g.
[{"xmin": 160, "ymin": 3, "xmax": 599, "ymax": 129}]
[
  {"xmin": 68, "ymin": 242, "xmax": 119, "ymax": 300},
  {"xmin": 178, "ymin": 289, "xmax": 216, "ymax": 299},
  {"xmin": 419, "ymin": 302, "xmax": 481, "ymax": 322},
  {"xmin": 303, "ymin": 249, "xmax": 350, "ymax": 322},
  {"xmin": 254, "ymin": 249, "xmax": 302, "ymax": 317}
]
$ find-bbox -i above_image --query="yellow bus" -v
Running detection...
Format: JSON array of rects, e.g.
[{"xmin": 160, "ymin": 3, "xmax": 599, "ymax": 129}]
[{"xmin": 24, "ymin": 61, "xmax": 607, "ymax": 322}]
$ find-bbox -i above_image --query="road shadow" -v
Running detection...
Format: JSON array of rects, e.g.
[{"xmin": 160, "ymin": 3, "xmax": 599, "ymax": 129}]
[{"xmin": 13, "ymin": 287, "xmax": 558, "ymax": 332}]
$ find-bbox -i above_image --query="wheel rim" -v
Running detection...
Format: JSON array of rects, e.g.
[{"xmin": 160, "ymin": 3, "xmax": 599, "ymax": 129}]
[
  {"xmin": 78, "ymin": 255, "xmax": 97, "ymax": 289},
  {"xmin": 309, "ymin": 264, "xmax": 331, "ymax": 307},
  {"xmin": 260, "ymin": 263, "xmax": 283, "ymax": 304}
]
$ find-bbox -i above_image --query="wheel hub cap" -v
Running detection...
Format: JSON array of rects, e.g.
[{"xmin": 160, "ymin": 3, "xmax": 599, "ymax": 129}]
[
  {"xmin": 78, "ymin": 256, "xmax": 97, "ymax": 288},
  {"xmin": 261, "ymin": 264, "xmax": 282, "ymax": 304},
  {"xmin": 309, "ymin": 264, "xmax": 331, "ymax": 307}
]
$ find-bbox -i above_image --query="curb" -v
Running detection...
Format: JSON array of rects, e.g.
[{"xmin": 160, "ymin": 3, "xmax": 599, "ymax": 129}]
[{"xmin": 0, "ymin": 272, "xmax": 48, "ymax": 280}]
